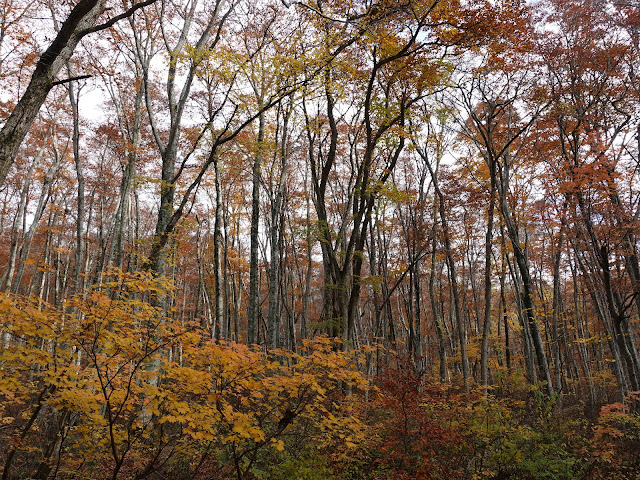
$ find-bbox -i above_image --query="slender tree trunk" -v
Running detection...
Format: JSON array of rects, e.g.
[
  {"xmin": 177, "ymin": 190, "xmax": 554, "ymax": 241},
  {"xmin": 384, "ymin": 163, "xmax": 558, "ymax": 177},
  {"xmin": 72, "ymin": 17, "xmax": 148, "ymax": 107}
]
[
  {"xmin": 66, "ymin": 74, "xmax": 85, "ymax": 293},
  {"xmin": 267, "ymin": 195, "xmax": 281, "ymax": 349},
  {"xmin": 1, "ymin": 149, "xmax": 40, "ymax": 291},
  {"xmin": 499, "ymin": 257, "xmax": 511, "ymax": 371},
  {"xmin": 143, "ymin": 0, "xmax": 229, "ymax": 275},
  {"xmin": 267, "ymin": 107, "xmax": 290, "ymax": 349},
  {"xmin": 551, "ymin": 228, "xmax": 565, "ymax": 395},
  {"xmin": 248, "ymin": 110, "xmax": 264, "ymax": 345},
  {"xmin": 412, "ymin": 252, "xmax": 423, "ymax": 374},
  {"xmin": 429, "ymin": 227, "xmax": 447, "ymax": 383},
  {"xmin": 301, "ymin": 172, "xmax": 312, "ymax": 341},
  {"xmin": 438, "ymin": 193, "xmax": 469, "ymax": 389},
  {"xmin": 600, "ymin": 245, "xmax": 640, "ymax": 393},
  {"xmin": 481, "ymin": 173, "xmax": 496, "ymax": 393},
  {"xmin": 12, "ymin": 143, "xmax": 62, "ymax": 294},
  {"xmin": 574, "ymin": 243, "xmax": 628, "ymax": 400},
  {"xmin": 498, "ymin": 160, "xmax": 553, "ymax": 395},
  {"xmin": 111, "ymin": 84, "xmax": 143, "ymax": 270},
  {"xmin": 570, "ymin": 257, "xmax": 596, "ymax": 408},
  {"xmin": 505, "ymin": 239, "xmax": 537, "ymax": 384},
  {"xmin": 214, "ymin": 156, "xmax": 224, "ymax": 341}
]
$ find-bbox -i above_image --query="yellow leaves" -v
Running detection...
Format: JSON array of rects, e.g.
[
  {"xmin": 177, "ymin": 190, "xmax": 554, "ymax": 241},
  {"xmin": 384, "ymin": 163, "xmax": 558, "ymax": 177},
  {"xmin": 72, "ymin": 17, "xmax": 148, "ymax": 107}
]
[
  {"xmin": 53, "ymin": 388, "xmax": 103, "ymax": 420},
  {"xmin": 0, "ymin": 272, "xmax": 373, "ymax": 477},
  {"xmin": 153, "ymin": 335, "xmax": 371, "ymax": 461},
  {"xmin": 574, "ymin": 334, "xmax": 598, "ymax": 345},
  {"xmin": 272, "ymin": 438, "xmax": 285, "ymax": 451},
  {"xmin": 374, "ymin": 182, "xmax": 417, "ymax": 207},
  {"xmin": 314, "ymin": 400, "xmax": 368, "ymax": 462},
  {"xmin": 231, "ymin": 414, "xmax": 266, "ymax": 442}
]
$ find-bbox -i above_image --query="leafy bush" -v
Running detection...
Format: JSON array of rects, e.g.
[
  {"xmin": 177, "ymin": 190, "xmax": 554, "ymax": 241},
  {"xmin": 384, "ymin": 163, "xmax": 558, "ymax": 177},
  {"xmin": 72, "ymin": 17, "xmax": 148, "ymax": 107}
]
[{"xmin": 0, "ymin": 270, "xmax": 370, "ymax": 479}]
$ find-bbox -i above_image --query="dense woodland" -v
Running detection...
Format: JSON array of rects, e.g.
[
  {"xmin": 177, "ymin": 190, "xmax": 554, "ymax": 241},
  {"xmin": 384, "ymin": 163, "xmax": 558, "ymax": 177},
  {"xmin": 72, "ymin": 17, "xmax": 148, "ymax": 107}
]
[{"xmin": 1, "ymin": 0, "xmax": 640, "ymax": 478}]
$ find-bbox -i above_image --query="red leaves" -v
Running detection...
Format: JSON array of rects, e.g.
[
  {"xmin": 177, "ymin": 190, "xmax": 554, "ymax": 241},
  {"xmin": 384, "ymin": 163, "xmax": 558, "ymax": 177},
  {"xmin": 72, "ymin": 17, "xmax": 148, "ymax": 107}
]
[{"xmin": 363, "ymin": 357, "xmax": 472, "ymax": 479}]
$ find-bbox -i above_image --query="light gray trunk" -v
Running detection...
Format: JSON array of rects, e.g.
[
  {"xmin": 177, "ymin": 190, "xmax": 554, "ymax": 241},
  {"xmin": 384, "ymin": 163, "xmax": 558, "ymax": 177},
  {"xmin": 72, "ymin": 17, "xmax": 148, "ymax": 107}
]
[
  {"xmin": 145, "ymin": 0, "xmax": 228, "ymax": 275},
  {"xmin": 65, "ymin": 73, "xmax": 85, "ymax": 293},
  {"xmin": 551, "ymin": 229, "xmax": 564, "ymax": 395},
  {"xmin": 574, "ymin": 243, "xmax": 628, "ymax": 400},
  {"xmin": 481, "ymin": 175, "xmax": 496, "ymax": 393},
  {"xmin": 1, "ymin": 150, "xmax": 40, "ymax": 291},
  {"xmin": 267, "ymin": 105, "xmax": 291, "ymax": 349},
  {"xmin": 430, "ymin": 227, "xmax": 447, "ymax": 383},
  {"xmin": 111, "ymin": 85, "xmax": 143, "ymax": 269},
  {"xmin": 301, "ymin": 172, "xmax": 312, "ymax": 340},
  {"xmin": 498, "ymin": 160, "xmax": 554, "ymax": 395},
  {"xmin": 437, "ymin": 192, "xmax": 469, "ymax": 389},
  {"xmin": 214, "ymin": 156, "xmax": 224, "ymax": 340},
  {"xmin": 570, "ymin": 259, "xmax": 596, "ymax": 407},
  {"xmin": 12, "ymin": 143, "xmax": 62, "ymax": 293}
]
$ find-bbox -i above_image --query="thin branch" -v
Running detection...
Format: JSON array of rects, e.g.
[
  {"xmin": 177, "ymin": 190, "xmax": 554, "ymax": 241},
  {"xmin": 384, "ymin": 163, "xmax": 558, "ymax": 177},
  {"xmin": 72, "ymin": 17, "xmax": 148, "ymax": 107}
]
[
  {"xmin": 52, "ymin": 75, "xmax": 92, "ymax": 86},
  {"xmin": 80, "ymin": 0, "xmax": 159, "ymax": 36}
]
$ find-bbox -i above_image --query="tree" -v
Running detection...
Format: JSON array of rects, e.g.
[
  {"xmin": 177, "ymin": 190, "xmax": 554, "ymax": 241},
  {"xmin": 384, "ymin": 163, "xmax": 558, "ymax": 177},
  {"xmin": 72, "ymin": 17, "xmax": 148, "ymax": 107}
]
[
  {"xmin": 303, "ymin": 0, "xmax": 471, "ymax": 343},
  {"xmin": 538, "ymin": 0, "xmax": 640, "ymax": 399},
  {"xmin": 0, "ymin": 0, "xmax": 158, "ymax": 188}
]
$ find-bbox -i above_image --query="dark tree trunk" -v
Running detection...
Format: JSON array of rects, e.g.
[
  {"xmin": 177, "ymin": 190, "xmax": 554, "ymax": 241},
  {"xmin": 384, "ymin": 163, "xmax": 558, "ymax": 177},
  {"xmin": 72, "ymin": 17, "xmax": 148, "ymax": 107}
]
[{"xmin": 0, "ymin": 0, "xmax": 107, "ymax": 187}]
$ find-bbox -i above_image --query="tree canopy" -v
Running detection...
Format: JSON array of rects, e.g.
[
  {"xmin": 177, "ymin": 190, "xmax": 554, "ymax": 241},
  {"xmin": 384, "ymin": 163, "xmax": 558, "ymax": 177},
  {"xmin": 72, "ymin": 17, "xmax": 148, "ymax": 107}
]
[{"xmin": 1, "ymin": 0, "xmax": 640, "ymax": 478}]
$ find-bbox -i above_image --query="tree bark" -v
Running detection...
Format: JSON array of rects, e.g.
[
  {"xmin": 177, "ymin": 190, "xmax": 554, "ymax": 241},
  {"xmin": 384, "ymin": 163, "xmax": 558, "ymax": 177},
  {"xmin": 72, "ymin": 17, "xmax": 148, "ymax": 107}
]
[
  {"xmin": 481, "ymin": 173, "xmax": 496, "ymax": 393},
  {"xmin": 498, "ymin": 159, "xmax": 554, "ymax": 395},
  {"xmin": 214, "ymin": 156, "xmax": 225, "ymax": 341},
  {"xmin": 248, "ymin": 110, "xmax": 264, "ymax": 345},
  {"xmin": 0, "ymin": 0, "xmax": 107, "ymax": 187}
]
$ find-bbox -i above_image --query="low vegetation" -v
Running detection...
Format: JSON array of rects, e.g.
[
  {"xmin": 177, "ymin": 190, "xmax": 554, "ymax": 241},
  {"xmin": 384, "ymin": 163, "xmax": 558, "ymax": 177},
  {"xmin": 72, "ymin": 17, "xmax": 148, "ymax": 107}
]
[{"xmin": 1, "ymin": 272, "xmax": 638, "ymax": 479}]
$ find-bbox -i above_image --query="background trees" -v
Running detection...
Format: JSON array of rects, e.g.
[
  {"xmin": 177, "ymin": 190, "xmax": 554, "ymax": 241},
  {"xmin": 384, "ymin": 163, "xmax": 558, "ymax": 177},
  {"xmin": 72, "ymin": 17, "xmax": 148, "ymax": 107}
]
[{"xmin": 2, "ymin": 0, "xmax": 640, "ymax": 478}]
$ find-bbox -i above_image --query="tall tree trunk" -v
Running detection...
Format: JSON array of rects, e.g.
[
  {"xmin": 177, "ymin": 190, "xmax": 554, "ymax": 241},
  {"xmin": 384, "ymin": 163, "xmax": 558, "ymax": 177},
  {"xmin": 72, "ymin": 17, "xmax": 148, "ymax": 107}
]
[
  {"xmin": 412, "ymin": 254, "xmax": 423, "ymax": 374},
  {"xmin": 111, "ymin": 84, "xmax": 143, "ymax": 270},
  {"xmin": 573, "ymin": 243, "xmax": 628, "ymax": 401},
  {"xmin": 481, "ymin": 172, "xmax": 496, "ymax": 393},
  {"xmin": 430, "ymin": 225, "xmax": 447, "ymax": 383},
  {"xmin": 214, "ymin": 156, "xmax": 224, "ymax": 341},
  {"xmin": 12, "ymin": 142, "xmax": 62, "ymax": 294},
  {"xmin": 498, "ymin": 160, "xmax": 554, "ymax": 395},
  {"xmin": 570, "ymin": 256, "xmax": 596, "ymax": 408},
  {"xmin": 551, "ymin": 227, "xmax": 565, "ymax": 395},
  {"xmin": 1, "ymin": 148, "xmax": 41, "ymax": 291},
  {"xmin": 499, "ymin": 255, "xmax": 511, "ymax": 371},
  {"xmin": 248, "ymin": 110, "xmax": 264, "ymax": 345},
  {"xmin": 505, "ymin": 237, "xmax": 537, "ymax": 384},
  {"xmin": 436, "ymin": 188, "xmax": 469, "ymax": 389},
  {"xmin": 66, "ymin": 71, "xmax": 85, "ymax": 293},
  {"xmin": 267, "ymin": 104, "xmax": 291, "ymax": 349},
  {"xmin": 267, "ymin": 190, "xmax": 281, "ymax": 349},
  {"xmin": 600, "ymin": 245, "xmax": 640, "ymax": 393},
  {"xmin": 301, "ymin": 171, "xmax": 312, "ymax": 341},
  {"xmin": 143, "ymin": 0, "xmax": 229, "ymax": 275}
]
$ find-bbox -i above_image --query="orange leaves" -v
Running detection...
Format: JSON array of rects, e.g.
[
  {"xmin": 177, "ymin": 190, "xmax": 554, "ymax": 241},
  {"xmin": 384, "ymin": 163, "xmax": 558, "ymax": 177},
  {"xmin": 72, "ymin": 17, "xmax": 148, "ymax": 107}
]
[
  {"xmin": 0, "ymin": 272, "xmax": 373, "ymax": 478},
  {"xmin": 587, "ymin": 398, "xmax": 640, "ymax": 476},
  {"xmin": 161, "ymin": 335, "xmax": 370, "ymax": 448}
]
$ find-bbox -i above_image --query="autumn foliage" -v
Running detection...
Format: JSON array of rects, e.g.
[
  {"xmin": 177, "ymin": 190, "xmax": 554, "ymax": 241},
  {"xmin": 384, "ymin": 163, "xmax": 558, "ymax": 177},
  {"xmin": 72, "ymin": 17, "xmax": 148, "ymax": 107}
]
[
  {"xmin": 0, "ymin": 271, "xmax": 369, "ymax": 479},
  {"xmin": 3, "ymin": 272, "xmax": 640, "ymax": 478},
  {"xmin": 1, "ymin": 0, "xmax": 640, "ymax": 478}
]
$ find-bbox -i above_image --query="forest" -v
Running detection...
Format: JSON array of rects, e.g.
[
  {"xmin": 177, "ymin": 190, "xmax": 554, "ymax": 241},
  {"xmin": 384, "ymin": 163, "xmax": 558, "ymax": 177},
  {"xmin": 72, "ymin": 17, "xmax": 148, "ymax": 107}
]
[{"xmin": 0, "ymin": 0, "xmax": 639, "ymax": 478}]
